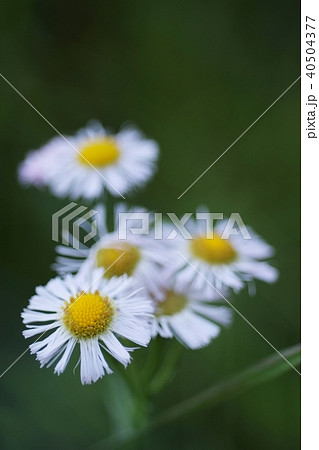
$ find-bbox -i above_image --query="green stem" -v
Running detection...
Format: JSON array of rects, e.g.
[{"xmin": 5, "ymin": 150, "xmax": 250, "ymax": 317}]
[
  {"xmin": 148, "ymin": 340, "xmax": 184, "ymax": 395},
  {"xmin": 154, "ymin": 343, "xmax": 300, "ymax": 426},
  {"xmin": 91, "ymin": 343, "xmax": 300, "ymax": 449}
]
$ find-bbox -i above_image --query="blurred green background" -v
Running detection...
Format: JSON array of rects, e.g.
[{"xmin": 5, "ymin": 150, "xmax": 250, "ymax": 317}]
[{"xmin": 0, "ymin": 1, "xmax": 300, "ymax": 449}]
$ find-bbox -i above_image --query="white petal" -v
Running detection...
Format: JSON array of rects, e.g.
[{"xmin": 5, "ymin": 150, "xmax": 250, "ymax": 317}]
[
  {"xmin": 80, "ymin": 339, "xmax": 112, "ymax": 385},
  {"xmin": 100, "ymin": 333, "xmax": 131, "ymax": 366},
  {"xmin": 190, "ymin": 303, "xmax": 233, "ymax": 326},
  {"xmin": 169, "ymin": 310, "xmax": 220, "ymax": 349},
  {"xmin": 54, "ymin": 339, "xmax": 76, "ymax": 374}
]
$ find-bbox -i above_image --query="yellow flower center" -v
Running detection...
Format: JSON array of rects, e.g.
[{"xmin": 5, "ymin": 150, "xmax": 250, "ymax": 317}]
[
  {"xmin": 78, "ymin": 138, "xmax": 120, "ymax": 167},
  {"xmin": 63, "ymin": 291, "xmax": 114, "ymax": 339},
  {"xmin": 96, "ymin": 243, "xmax": 141, "ymax": 278},
  {"xmin": 156, "ymin": 291, "xmax": 188, "ymax": 316},
  {"xmin": 190, "ymin": 233, "xmax": 237, "ymax": 264}
]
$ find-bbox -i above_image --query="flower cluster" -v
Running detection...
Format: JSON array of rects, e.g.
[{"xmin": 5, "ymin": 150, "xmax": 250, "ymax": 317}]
[{"xmin": 19, "ymin": 122, "xmax": 278, "ymax": 384}]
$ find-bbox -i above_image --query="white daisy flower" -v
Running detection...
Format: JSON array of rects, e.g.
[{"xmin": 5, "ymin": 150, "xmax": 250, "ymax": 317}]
[
  {"xmin": 151, "ymin": 277, "xmax": 232, "ymax": 349},
  {"xmin": 166, "ymin": 217, "xmax": 278, "ymax": 294},
  {"xmin": 18, "ymin": 121, "xmax": 159, "ymax": 200},
  {"xmin": 22, "ymin": 269, "xmax": 154, "ymax": 384},
  {"xmin": 53, "ymin": 205, "xmax": 167, "ymax": 298}
]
